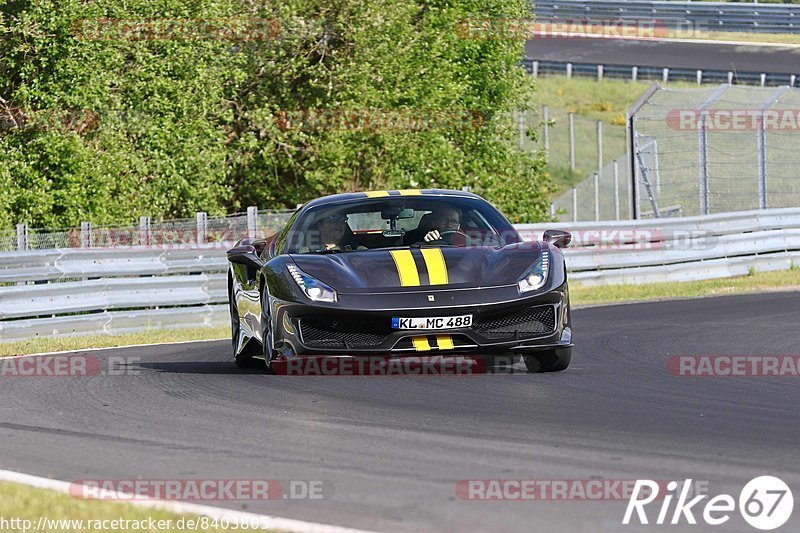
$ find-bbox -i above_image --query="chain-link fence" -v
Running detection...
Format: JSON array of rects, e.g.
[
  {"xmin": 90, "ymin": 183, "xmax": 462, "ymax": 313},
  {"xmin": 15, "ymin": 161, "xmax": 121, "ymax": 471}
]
[
  {"xmin": 0, "ymin": 208, "xmax": 295, "ymax": 251},
  {"xmin": 630, "ymin": 83, "xmax": 800, "ymax": 218}
]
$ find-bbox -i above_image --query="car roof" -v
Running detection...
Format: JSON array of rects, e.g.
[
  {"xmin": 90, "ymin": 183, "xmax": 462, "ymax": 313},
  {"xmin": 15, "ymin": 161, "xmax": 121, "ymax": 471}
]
[{"xmin": 302, "ymin": 188, "xmax": 482, "ymax": 209}]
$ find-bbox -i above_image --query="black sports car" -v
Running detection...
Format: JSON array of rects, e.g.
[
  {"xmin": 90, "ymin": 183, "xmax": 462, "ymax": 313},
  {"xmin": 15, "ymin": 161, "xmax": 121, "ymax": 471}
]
[{"xmin": 227, "ymin": 189, "xmax": 573, "ymax": 373}]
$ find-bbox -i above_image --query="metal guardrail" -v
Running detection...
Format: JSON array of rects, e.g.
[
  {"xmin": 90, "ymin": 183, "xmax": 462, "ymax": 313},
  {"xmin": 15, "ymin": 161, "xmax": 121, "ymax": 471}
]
[
  {"xmin": 532, "ymin": 0, "xmax": 800, "ymax": 34},
  {"xmin": 2, "ymin": 207, "xmax": 799, "ymax": 341},
  {"xmin": 517, "ymin": 207, "xmax": 800, "ymax": 285},
  {"xmin": 522, "ymin": 59, "xmax": 799, "ymax": 87}
]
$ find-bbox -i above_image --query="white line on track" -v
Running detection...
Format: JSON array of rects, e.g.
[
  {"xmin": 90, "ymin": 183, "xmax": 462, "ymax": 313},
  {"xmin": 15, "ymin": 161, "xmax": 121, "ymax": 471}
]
[{"xmin": 0, "ymin": 469, "xmax": 380, "ymax": 533}]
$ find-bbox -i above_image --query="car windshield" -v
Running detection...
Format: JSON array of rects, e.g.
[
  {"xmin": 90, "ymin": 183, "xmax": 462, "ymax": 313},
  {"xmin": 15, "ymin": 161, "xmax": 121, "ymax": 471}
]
[{"xmin": 285, "ymin": 196, "xmax": 521, "ymax": 254}]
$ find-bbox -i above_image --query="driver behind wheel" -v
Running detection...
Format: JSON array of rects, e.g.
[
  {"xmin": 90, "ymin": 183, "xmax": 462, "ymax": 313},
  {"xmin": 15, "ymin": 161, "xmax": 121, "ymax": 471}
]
[{"xmin": 423, "ymin": 206, "xmax": 462, "ymax": 242}]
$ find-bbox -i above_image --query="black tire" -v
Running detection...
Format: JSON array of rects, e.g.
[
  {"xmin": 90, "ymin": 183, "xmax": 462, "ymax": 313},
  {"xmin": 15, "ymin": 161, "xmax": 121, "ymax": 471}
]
[
  {"xmin": 522, "ymin": 347, "xmax": 571, "ymax": 373},
  {"xmin": 229, "ymin": 277, "xmax": 262, "ymax": 368}
]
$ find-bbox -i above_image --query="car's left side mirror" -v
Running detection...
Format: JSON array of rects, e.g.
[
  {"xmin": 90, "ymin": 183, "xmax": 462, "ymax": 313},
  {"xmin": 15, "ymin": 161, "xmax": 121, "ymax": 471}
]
[
  {"xmin": 543, "ymin": 229, "xmax": 572, "ymax": 249},
  {"xmin": 227, "ymin": 244, "xmax": 265, "ymax": 270}
]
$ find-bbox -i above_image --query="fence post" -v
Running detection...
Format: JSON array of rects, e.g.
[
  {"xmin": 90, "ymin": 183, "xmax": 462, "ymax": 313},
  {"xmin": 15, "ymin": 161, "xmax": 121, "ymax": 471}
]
[
  {"xmin": 572, "ymin": 187, "xmax": 578, "ymax": 223},
  {"xmin": 662, "ymin": 68, "xmax": 669, "ymax": 84},
  {"xmin": 597, "ymin": 64, "xmax": 604, "ymax": 81},
  {"xmin": 550, "ymin": 203, "xmax": 555, "ymax": 219},
  {"xmin": 613, "ymin": 160, "xmax": 620, "ymax": 221},
  {"xmin": 594, "ymin": 172, "xmax": 600, "ymax": 221},
  {"xmin": 16, "ymin": 223, "xmax": 28, "ymax": 251},
  {"xmin": 728, "ymin": 71, "xmax": 734, "ymax": 84},
  {"xmin": 696, "ymin": 70, "xmax": 703, "ymax": 84},
  {"xmin": 569, "ymin": 112, "xmax": 575, "ymax": 172},
  {"xmin": 597, "ymin": 120, "xmax": 603, "ymax": 178},
  {"xmin": 247, "ymin": 206, "xmax": 259, "ymax": 239},
  {"xmin": 566, "ymin": 62, "xmax": 573, "ymax": 78},
  {"xmin": 757, "ymin": 113, "xmax": 767, "ymax": 209},
  {"xmin": 760, "ymin": 73, "xmax": 766, "ymax": 87},
  {"xmin": 543, "ymin": 105, "xmax": 550, "ymax": 163},
  {"xmin": 698, "ymin": 111, "xmax": 710, "ymax": 215},
  {"xmin": 80, "ymin": 221, "xmax": 92, "ymax": 248},
  {"xmin": 791, "ymin": 75, "xmax": 797, "ymax": 88},
  {"xmin": 196, "ymin": 212, "xmax": 208, "ymax": 245},
  {"xmin": 518, "ymin": 111, "xmax": 525, "ymax": 149},
  {"xmin": 139, "ymin": 216, "xmax": 151, "ymax": 247},
  {"xmin": 632, "ymin": 66, "xmax": 638, "ymax": 82},
  {"xmin": 532, "ymin": 60, "xmax": 539, "ymax": 78}
]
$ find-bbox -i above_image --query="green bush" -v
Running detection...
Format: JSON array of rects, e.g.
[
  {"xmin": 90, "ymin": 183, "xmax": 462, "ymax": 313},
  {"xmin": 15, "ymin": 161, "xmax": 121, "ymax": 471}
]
[{"xmin": 0, "ymin": 0, "xmax": 551, "ymax": 228}]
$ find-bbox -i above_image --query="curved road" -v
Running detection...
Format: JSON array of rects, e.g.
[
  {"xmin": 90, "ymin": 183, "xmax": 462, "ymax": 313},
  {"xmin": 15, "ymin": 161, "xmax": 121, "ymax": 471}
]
[
  {"xmin": 2, "ymin": 292, "xmax": 800, "ymax": 532},
  {"xmin": 525, "ymin": 38, "xmax": 800, "ymax": 73}
]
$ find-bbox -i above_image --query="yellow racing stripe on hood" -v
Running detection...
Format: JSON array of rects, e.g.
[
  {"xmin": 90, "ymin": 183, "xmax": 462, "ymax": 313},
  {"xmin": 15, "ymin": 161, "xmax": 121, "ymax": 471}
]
[
  {"xmin": 421, "ymin": 248, "xmax": 448, "ymax": 285},
  {"xmin": 390, "ymin": 250, "xmax": 420, "ymax": 286}
]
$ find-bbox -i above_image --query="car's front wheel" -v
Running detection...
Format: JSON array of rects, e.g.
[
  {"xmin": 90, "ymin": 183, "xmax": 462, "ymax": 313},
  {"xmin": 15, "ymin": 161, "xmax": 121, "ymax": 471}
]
[{"xmin": 522, "ymin": 347, "xmax": 571, "ymax": 373}]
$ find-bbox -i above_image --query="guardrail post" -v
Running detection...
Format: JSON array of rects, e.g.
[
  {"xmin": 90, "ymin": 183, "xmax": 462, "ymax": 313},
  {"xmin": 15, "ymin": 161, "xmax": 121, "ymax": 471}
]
[
  {"xmin": 696, "ymin": 70, "xmax": 703, "ymax": 84},
  {"xmin": 80, "ymin": 221, "xmax": 92, "ymax": 248},
  {"xmin": 760, "ymin": 73, "xmax": 766, "ymax": 87},
  {"xmin": 632, "ymin": 66, "xmax": 638, "ymax": 82},
  {"xmin": 518, "ymin": 111, "xmax": 525, "ymax": 149},
  {"xmin": 532, "ymin": 60, "xmax": 539, "ymax": 78},
  {"xmin": 550, "ymin": 203, "xmax": 555, "ymax": 219},
  {"xmin": 613, "ymin": 160, "xmax": 620, "ymax": 221},
  {"xmin": 247, "ymin": 206, "xmax": 258, "ymax": 239},
  {"xmin": 662, "ymin": 68, "xmax": 669, "ymax": 84},
  {"xmin": 572, "ymin": 187, "xmax": 578, "ymax": 223},
  {"xmin": 569, "ymin": 112, "xmax": 575, "ymax": 172},
  {"xmin": 196, "ymin": 212, "xmax": 207, "ymax": 245},
  {"xmin": 597, "ymin": 64, "xmax": 604, "ymax": 81},
  {"xmin": 594, "ymin": 172, "xmax": 600, "ymax": 221},
  {"xmin": 791, "ymin": 75, "xmax": 797, "ymax": 88},
  {"xmin": 566, "ymin": 62, "xmax": 573, "ymax": 78},
  {"xmin": 728, "ymin": 71, "xmax": 734, "ymax": 84},
  {"xmin": 597, "ymin": 121, "xmax": 603, "ymax": 178},
  {"xmin": 16, "ymin": 223, "xmax": 28, "ymax": 251},
  {"xmin": 139, "ymin": 216, "xmax": 151, "ymax": 247},
  {"xmin": 543, "ymin": 105, "xmax": 550, "ymax": 163}
]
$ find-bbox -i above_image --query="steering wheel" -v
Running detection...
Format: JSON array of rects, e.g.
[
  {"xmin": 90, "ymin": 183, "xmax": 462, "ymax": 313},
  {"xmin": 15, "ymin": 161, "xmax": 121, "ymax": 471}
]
[{"xmin": 437, "ymin": 229, "xmax": 469, "ymax": 246}]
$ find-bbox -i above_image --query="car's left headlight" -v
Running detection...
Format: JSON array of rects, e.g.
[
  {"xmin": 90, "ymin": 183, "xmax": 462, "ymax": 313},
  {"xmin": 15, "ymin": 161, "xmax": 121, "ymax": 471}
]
[
  {"xmin": 287, "ymin": 264, "xmax": 337, "ymax": 302},
  {"xmin": 517, "ymin": 251, "xmax": 550, "ymax": 293}
]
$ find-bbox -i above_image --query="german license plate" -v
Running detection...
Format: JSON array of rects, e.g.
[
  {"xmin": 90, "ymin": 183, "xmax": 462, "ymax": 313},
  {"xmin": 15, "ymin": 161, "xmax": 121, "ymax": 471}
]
[{"xmin": 391, "ymin": 315, "xmax": 472, "ymax": 330}]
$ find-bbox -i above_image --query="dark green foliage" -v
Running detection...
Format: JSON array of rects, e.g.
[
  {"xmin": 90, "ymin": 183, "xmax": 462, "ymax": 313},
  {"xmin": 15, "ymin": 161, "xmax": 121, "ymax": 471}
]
[{"xmin": 0, "ymin": 0, "xmax": 552, "ymax": 228}]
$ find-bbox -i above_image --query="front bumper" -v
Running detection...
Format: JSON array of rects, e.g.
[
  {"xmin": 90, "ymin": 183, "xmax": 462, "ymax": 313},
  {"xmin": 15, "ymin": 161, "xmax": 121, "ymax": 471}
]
[{"xmin": 267, "ymin": 282, "xmax": 572, "ymax": 358}]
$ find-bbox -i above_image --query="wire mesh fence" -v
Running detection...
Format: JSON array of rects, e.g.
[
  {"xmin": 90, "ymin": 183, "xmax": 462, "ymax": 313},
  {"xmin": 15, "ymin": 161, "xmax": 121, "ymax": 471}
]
[
  {"xmin": 630, "ymin": 83, "xmax": 800, "ymax": 218},
  {"xmin": 0, "ymin": 209, "xmax": 296, "ymax": 252}
]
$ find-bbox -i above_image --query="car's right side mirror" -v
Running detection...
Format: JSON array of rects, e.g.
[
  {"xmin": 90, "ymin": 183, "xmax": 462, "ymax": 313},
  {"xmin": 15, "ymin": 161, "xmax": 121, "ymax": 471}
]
[{"xmin": 543, "ymin": 229, "xmax": 572, "ymax": 249}]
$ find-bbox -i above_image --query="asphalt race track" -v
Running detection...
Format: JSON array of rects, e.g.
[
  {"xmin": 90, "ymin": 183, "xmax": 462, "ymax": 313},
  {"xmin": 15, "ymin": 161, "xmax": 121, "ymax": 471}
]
[
  {"xmin": 525, "ymin": 38, "xmax": 800, "ymax": 74},
  {"xmin": 2, "ymin": 292, "xmax": 800, "ymax": 532}
]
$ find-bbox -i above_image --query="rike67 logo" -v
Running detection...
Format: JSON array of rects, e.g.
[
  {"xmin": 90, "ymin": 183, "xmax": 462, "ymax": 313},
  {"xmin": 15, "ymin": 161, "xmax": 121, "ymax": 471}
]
[{"xmin": 623, "ymin": 476, "xmax": 793, "ymax": 530}]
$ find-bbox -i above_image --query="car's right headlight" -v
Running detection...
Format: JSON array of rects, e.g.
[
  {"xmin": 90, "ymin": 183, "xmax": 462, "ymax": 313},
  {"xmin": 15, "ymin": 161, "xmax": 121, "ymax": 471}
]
[
  {"xmin": 287, "ymin": 264, "xmax": 337, "ymax": 303},
  {"xmin": 517, "ymin": 251, "xmax": 550, "ymax": 293}
]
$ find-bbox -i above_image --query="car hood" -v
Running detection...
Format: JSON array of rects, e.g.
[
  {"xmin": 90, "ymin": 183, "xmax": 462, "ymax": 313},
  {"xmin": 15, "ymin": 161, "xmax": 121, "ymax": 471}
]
[{"xmin": 288, "ymin": 242, "xmax": 543, "ymax": 292}]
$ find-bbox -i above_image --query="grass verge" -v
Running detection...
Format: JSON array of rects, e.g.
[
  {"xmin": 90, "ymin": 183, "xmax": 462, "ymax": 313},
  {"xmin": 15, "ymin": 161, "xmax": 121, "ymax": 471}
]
[
  {"xmin": 0, "ymin": 326, "xmax": 229, "ymax": 356},
  {"xmin": 570, "ymin": 268, "xmax": 800, "ymax": 307},
  {"xmin": 0, "ymin": 482, "xmax": 276, "ymax": 533}
]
